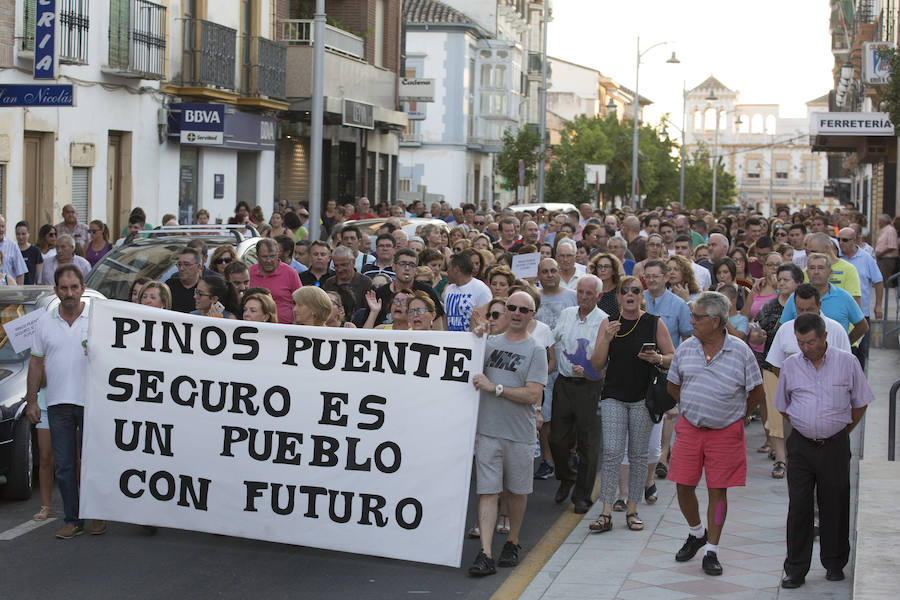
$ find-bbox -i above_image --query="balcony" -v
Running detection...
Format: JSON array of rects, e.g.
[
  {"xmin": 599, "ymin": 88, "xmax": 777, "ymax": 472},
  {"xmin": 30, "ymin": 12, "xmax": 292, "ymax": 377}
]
[
  {"xmin": 241, "ymin": 36, "xmax": 287, "ymax": 100},
  {"xmin": 105, "ymin": 0, "xmax": 167, "ymax": 79},
  {"xmin": 175, "ymin": 18, "xmax": 236, "ymax": 91},
  {"xmin": 400, "ymin": 132, "xmax": 423, "ymax": 146},
  {"xmin": 280, "ymin": 19, "xmax": 364, "ymax": 60}
]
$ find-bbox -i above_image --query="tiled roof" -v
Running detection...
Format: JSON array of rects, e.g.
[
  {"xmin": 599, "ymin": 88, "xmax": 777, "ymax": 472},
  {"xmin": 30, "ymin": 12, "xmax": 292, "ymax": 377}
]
[
  {"xmin": 403, "ymin": 0, "xmax": 476, "ymax": 25},
  {"xmin": 691, "ymin": 75, "xmax": 734, "ymax": 94}
]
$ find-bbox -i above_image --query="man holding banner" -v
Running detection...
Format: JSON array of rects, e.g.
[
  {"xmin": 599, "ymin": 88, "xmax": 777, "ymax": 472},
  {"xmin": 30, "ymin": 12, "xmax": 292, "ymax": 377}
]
[
  {"xmin": 470, "ymin": 291, "xmax": 547, "ymax": 576},
  {"xmin": 25, "ymin": 265, "xmax": 106, "ymax": 539}
]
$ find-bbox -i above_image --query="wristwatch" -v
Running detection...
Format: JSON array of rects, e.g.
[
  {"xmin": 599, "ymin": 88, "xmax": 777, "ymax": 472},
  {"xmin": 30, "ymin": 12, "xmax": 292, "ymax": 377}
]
[{"xmin": 494, "ymin": 384, "xmax": 504, "ymax": 397}]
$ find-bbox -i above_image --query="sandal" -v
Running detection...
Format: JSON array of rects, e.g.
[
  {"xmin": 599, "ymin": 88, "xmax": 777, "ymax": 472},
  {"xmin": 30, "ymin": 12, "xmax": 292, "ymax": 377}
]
[
  {"xmin": 33, "ymin": 506, "xmax": 51, "ymax": 521},
  {"xmin": 467, "ymin": 524, "xmax": 480, "ymax": 538},
  {"xmin": 626, "ymin": 512, "xmax": 644, "ymax": 531},
  {"xmin": 644, "ymin": 484, "xmax": 658, "ymax": 504},
  {"xmin": 772, "ymin": 461, "xmax": 786, "ymax": 479},
  {"xmin": 589, "ymin": 513, "xmax": 612, "ymax": 533},
  {"xmin": 756, "ymin": 443, "xmax": 772, "ymax": 454},
  {"xmin": 495, "ymin": 516, "xmax": 510, "ymax": 534},
  {"xmin": 612, "ymin": 499, "xmax": 627, "ymax": 512}
]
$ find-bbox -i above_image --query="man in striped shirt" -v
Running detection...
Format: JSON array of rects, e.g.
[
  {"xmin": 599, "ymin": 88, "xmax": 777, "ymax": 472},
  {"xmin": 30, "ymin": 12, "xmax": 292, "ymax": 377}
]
[
  {"xmin": 774, "ymin": 313, "xmax": 872, "ymax": 589},
  {"xmin": 666, "ymin": 292, "xmax": 765, "ymax": 577}
]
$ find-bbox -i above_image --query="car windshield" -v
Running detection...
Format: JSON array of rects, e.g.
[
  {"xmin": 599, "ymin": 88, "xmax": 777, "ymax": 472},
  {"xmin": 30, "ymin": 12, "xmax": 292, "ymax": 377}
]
[
  {"xmin": 0, "ymin": 297, "xmax": 41, "ymax": 363},
  {"xmin": 86, "ymin": 236, "xmax": 256, "ymax": 300}
]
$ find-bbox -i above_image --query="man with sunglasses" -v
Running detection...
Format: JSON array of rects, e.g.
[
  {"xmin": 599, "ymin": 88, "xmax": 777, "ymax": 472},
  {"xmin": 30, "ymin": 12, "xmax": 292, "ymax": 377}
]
[
  {"xmin": 549, "ymin": 275, "xmax": 607, "ymax": 513},
  {"xmin": 469, "ymin": 291, "xmax": 547, "ymax": 576},
  {"xmin": 836, "ymin": 227, "xmax": 883, "ymax": 369}
]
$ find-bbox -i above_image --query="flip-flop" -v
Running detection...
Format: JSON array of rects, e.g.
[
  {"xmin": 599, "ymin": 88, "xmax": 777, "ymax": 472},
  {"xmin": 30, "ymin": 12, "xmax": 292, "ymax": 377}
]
[{"xmin": 644, "ymin": 484, "xmax": 658, "ymax": 504}]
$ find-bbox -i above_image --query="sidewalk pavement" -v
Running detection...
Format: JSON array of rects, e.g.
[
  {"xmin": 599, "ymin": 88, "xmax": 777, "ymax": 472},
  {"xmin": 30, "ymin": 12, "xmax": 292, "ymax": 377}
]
[{"xmin": 517, "ymin": 348, "xmax": 900, "ymax": 600}]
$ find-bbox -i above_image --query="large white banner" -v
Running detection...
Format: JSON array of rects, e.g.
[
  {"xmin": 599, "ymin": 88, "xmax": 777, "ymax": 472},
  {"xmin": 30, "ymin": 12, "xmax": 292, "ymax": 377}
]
[{"xmin": 81, "ymin": 301, "xmax": 484, "ymax": 567}]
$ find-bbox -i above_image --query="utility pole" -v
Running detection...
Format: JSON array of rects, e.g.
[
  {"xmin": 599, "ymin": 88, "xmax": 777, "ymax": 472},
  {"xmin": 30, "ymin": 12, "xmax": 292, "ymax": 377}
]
[
  {"xmin": 308, "ymin": 0, "xmax": 326, "ymax": 241},
  {"xmin": 536, "ymin": 0, "xmax": 549, "ymax": 205}
]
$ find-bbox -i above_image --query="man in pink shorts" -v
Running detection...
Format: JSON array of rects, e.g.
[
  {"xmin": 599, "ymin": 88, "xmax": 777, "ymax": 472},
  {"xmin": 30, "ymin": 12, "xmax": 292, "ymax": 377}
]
[{"xmin": 666, "ymin": 292, "xmax": 765, "ymax": 576}]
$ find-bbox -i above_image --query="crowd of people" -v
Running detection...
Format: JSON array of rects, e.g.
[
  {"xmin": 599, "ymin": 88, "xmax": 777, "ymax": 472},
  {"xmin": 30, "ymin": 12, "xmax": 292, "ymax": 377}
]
[{"xmin": 10, "ymin": 197, "xmax": 892, "ymax": 587}]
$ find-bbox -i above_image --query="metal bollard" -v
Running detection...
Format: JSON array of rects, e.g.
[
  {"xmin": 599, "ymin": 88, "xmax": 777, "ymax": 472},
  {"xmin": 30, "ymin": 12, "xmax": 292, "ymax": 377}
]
[{"xmin": 890, "ymin": 379, "xmax": 900, "ymax": 461}]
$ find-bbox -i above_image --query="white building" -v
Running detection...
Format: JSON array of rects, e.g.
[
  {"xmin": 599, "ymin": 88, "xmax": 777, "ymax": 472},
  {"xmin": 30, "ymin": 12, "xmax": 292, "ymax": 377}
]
[
  {"xmin": 398, "ymin": 0, "xmax": 546, "ymax": 207},
  {"xmin": 683, "ymin": 76, "xmax": 832, "ymax": 216},
  {"xmin": 0, "ymin": 1, "xmax": 286, "ymax": 236}
]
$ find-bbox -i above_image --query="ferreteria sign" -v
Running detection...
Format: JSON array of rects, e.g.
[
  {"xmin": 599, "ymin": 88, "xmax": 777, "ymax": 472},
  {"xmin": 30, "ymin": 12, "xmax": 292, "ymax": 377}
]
[
  {"xmin": 80, "ymin": 301, "xmax": 484, "ymax": 567},
  {"xmin": 809, "ymin": 112, "xmax": 895, "ymax": 136}
]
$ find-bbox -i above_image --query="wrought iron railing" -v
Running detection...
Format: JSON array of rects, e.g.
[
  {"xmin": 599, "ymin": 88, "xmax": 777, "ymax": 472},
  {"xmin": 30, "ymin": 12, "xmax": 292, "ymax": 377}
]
[
  {"xmin": 106, "ymin": 0, "xmax": 166, "ymax": 78},
  {"xmin": 59, "ymin": 0, "xmax": 90, "ymax": 62},
  {"xmin": 241, "ymin": 36, "xmax": 286, "ymax": 99},
  {"xmin": 180, "ymin": 17, "xmax": 236, "ymax": 89}
]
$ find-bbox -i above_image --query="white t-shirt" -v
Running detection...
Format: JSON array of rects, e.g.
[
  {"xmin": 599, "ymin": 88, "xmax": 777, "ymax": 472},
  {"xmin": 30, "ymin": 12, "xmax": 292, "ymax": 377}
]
[
  {"xmin": 691, "ymin": 261, "xmax": 711, "ymax": 290},
  {"xmin": 530, "ymin": 319, "xmax": 554, "ymax": 349},
  {"xmin": 764, "ymin": 314, "xmax": 850, "ymax": 369},
  {"xmin": 792, "ymin": 248, "xmax": 807, "ymax": 270},
  {"xmin": 444, "ymin": 277, "xmax": 493, "ymax": 331},
  {"xmin": 31, "ymin": 305, "xmax": 90, "ymax": 407}
]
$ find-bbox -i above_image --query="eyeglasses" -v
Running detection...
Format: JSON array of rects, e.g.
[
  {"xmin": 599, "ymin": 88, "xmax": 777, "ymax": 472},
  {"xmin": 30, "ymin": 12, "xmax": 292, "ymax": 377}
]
[
  {"xmin": 88, "ymin": 229, "xmax": 100, "ymax": 234},
  {"xmin": 488, "ymin": 310, "xmax": 505, "ymax": 320},
  {"xmin": 298, "ymin": 212, "xmax": 309, "ymax": 218},
  {"xmin": 194, "ymin": 290, "xmax": 212, "ymax": 297},
  {"xmin": 620, "ymin": 286, "xmax": 643, "ymax": 295},
  {"xmin": 177, "ymin": 262, "xmax": 198, "ymax": 269},
  {"xmin": 838, "ymin": 237, "xmax": 855, "ymax": 243},
  {"xmin": 395, "ymin": 261, "xmax": 417, "ymax": 269},
  {"xmin": 690, "ymin": 312, "xmax": 712, "ymax": 320},
  {"xmin": 47, "ymin": 232, "xmax": 57, "ymax": 237},
  {"xmin": 506, "ymin": 304, "xmax": 533, "ymax": 314},
  {"xmin": 215, "ymin": 257, "xmax": 232, "ymax": 265},
  {"xmin": 392, "ymin": 297, "xmax": 408, "ymax": 305},
  {"xmin": 407, "ymin": 307, "xmax": 429, "ymax": 316},
  {"xmin": 595, "ymin": 264, "xmax": 613, "ymax": 270}
]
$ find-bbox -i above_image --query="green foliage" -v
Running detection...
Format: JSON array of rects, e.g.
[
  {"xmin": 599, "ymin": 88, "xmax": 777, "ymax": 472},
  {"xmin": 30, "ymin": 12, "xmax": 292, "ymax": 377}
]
[
  {"xmin": 543, "ymin": 114, "xmax": 681, "ymax": 207},
  {"xmin": 496, "ymin": 126, "xmax": 543, "ymax": 191},
  {"xmin": 681, "ymin": 148, "xmax": 737, "ymax": 211}
]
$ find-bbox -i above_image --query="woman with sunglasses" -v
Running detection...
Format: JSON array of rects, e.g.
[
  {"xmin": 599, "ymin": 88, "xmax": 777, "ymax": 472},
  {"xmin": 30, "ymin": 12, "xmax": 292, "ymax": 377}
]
[
  {"xmin": 37, "ymin": 224, "xmax": 57, "ymax": 260},
  {"xmin": 85, "ymin": 220, "xmax": 111, "ymax": 266},
  {"xmin": 209, "ymin": 245, "xmax": 238, "ymax": 276},
  {"xmin": 191, "ymin": 275, "xmax": 238, "ymax": 319},
  {"xmin": 587, "ymin": 275, "xmax": 675, "ymax": 534}
]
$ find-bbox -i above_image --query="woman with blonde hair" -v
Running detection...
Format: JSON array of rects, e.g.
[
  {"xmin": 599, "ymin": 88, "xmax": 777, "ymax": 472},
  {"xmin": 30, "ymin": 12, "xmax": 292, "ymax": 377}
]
[
  {"xmin": 666, "ymin": 254, "xmax": 700, "ymax": 302},
  {"xmin": 472, "ymin": 233, "xmax": 492, "ymax": 251},
  {"xmin": 292, "ymin": 286, "xmax": 332, "ymax": 326},
  {"xmin": 241, "ymin": 291, "xmax": 278, "ymax": 323},
  {"xmin": 139, "ymin": 281, "xmax": 172, "ymax": 310}
]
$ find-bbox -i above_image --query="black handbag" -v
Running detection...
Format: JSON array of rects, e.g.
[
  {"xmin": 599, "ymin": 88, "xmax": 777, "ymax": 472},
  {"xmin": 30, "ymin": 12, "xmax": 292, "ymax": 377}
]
[{"xmin": 644, "ymin": 315, "xmax": 676, "ymax": 423}]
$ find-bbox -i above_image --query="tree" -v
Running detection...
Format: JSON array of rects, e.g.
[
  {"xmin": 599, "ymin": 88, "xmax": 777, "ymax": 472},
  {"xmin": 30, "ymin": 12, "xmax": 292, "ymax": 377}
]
[
  {"xmin": 544, "ymin": 114, "xmax": 680, "ymax": 207},
  {"xmin": 496, "ymin": 126, "xmax": 542, "ymax": 191},
  {"xmin": 681, "ymin": 148, "xmax": 737, "ymax": 210}
]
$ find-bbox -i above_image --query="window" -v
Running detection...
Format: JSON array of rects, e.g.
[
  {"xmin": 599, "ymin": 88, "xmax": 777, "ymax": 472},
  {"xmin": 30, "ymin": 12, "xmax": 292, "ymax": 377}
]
[
  {"xmin": 775, "ymin": 159, "xmax": 789, "ymax": 179},
  {"xmin": 21, "ymin": 0, "xmax": 37, "ymax": 50},
  {"xmin": 746, "ymin": 159, "xmax": 761, "ymax": 177},
  {"xmin": 109, "ymin": 0, "xmax": 167, "ymax": 78},
  {"xmin": 72, "ymin": 167, "xmax": 90, "ymax": 223},
  {"xmin": 59, "ymin": 0, "xmax": 90, "ymax": 62},
  {"xmin": 399, "ymin": 179, "xmax": 411, "ymax": 193},
  {"xmin": 480, "ymin": 92, "xmax": 507, "ymax": 115}
]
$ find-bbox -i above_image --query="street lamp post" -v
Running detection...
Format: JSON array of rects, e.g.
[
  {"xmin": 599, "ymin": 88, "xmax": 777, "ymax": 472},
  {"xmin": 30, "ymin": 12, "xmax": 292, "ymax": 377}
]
[
  {"xmin": 679, "ymin": 81, "xmax": 686, "ymax": 208},
  {"xmin": 630, "ymin": 37, "xmax": 678, "ymax": 210},
  {"xmin": 706, "ymin": 91, "xmax": 720, "ymax": 213}
]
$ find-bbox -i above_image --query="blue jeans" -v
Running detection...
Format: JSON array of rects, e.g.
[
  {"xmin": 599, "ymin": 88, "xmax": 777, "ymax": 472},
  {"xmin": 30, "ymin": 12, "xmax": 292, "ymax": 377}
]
[{"xmin": 48, "ymin": 404, "xmax": 84, "ymax": 526}]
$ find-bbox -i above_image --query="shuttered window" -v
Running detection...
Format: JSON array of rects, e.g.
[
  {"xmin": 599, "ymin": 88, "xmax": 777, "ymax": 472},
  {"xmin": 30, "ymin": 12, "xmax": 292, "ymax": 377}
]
[
  {"xmin": 108, "ymin": 0, "xmax": 131, "ymax": 68},
  {"xmin": 23, "ymin": 0, "xmax": 37, "ymax": 50},
  {"xmin": 72, "ymin": 167, "xmax": 90, "ymax": 223}
]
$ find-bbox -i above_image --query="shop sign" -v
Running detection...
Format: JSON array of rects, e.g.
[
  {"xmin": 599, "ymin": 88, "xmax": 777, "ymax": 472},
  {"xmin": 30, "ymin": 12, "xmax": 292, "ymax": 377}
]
[
  {"xmin": 343, "ymin": 99, "xmax": 374, "ymax": 130},
  {"xmin": 399, "ymin": 78, "xmax": 435, "ymax": 102},
  {"xmin": 34, "ymin": 0, "xmax": 56, "ymax": 79},
  {"xmin": 809, "ymin": 112, "xmax": 894, "ymax": 136},
  {"xmin": 0, "ymin": 84, "xmax": 73, "ymax": 106}
]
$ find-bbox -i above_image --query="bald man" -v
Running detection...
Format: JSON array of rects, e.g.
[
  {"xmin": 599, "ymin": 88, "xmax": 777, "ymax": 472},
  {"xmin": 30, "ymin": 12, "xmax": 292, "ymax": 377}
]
[
  {"xmin": 838, "ymin": 227, "xmax": 883, "ymax": 369},
  {"xmin": 698, "ymin": 233, "xmax": 730, "ymax": 289},
  {"xmin": 56, "ymin": 204, "xmax": 90, "ymax": 247}
]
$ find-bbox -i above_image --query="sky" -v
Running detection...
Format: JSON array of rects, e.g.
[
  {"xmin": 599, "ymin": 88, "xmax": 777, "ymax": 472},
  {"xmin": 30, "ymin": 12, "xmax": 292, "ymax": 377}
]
[{"xmin": 547, "ymin": 0, "xmax": 835, "ymax": 138}]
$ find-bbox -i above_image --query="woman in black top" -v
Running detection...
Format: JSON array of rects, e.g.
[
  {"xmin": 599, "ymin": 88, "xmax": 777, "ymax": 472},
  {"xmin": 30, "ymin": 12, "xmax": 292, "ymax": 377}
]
[
  {"xmin": 584, "ymin": 275, "xmax": 675, "ymax": 533},
  {"xmin": 589, "ymin": 252, "xmax": 622, "ymax": 320}
]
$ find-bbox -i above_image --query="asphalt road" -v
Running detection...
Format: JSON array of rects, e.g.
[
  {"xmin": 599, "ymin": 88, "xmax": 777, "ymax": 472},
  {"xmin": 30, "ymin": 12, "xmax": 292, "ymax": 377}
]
[{"xmin": 1, "ymin": 458, "xmax": 571, "ymax": 599}]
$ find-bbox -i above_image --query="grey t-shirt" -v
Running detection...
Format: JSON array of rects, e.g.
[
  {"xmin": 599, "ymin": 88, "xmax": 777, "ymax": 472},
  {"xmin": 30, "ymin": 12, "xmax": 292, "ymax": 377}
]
[
  {"xmin": 477, "ymin": 334, "xmax": 548, "ymax": 443},
  {"xmin": 535, "ymin": 288, "xmax": 577, "ymax": 330}
]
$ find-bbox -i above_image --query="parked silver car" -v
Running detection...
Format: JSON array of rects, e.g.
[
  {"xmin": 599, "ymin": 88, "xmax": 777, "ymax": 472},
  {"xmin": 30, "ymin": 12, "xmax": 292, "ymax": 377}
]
[
  {"xmin": 0, "ymin": 286, "xmax": 105, "ymax": 500},
  {"xmin": 85, "ymin": 225, "xmax": 262, "ymax": 300}
]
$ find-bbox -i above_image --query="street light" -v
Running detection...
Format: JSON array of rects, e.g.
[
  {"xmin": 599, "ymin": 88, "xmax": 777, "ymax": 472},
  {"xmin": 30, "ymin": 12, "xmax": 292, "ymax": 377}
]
[
  {"xmin": 630, "ymin": 37, "xmax": 679, "ymax": 210},
  {"xmin": 703, "ymin": 89, "xmax": 742, "ymax": 213},
  {"xmin": 606, "ymin": 97, "xmax": 617, "ymax": 119}
]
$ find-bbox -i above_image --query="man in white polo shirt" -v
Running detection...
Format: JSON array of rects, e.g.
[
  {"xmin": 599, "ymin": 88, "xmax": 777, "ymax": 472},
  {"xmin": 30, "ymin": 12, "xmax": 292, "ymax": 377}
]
[{"xmin": 25, "ymin": 264, "xmax": 106, "ymax": 539}]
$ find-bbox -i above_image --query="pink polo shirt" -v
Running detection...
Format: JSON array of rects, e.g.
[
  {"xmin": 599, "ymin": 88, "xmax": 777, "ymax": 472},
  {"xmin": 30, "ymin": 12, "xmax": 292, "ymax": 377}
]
[{"xmin": 249, "ymin": 262, "xmax": 301, "ymax": 323}]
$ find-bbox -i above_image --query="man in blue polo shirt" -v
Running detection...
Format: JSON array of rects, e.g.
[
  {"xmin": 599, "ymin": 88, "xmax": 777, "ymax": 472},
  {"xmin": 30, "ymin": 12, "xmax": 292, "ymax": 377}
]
[
  {"xmin": 643, "ymin": 259, "xmax": 692, "ymax": 348},
  {"xmin": 780, "ymin": 253, "xmax": 867, "ymax": 345},
  {"xmin": 838, "ymin": 227, "xmax": 883, "ymax": 369}
]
